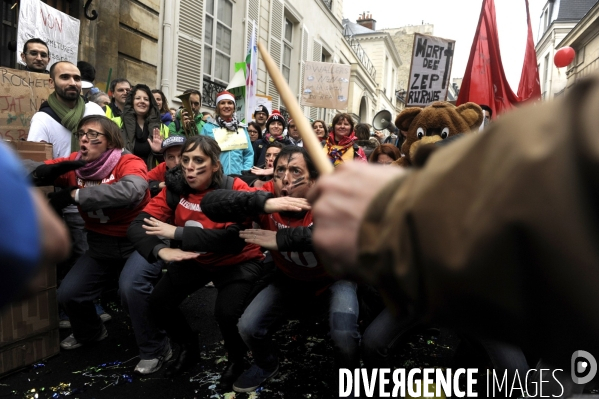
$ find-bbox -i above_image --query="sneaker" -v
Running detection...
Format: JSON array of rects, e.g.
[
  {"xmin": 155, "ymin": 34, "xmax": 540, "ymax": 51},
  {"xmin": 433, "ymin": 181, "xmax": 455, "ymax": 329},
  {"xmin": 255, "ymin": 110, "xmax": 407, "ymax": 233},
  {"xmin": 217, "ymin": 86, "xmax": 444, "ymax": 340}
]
[
  {"xmin": 60, "ymin": 325, "xmax": 108, "ymax": 350},
  {"xmin": 134, "ymin": 343, "xmax": 173, "ymax": 375},
  {"xmin": 232, "ymin": 363, "xmax": 279, "ymax": 393},
  {"xmin": 59, "ymin": 309, "xmax": 71, "ymax": 329},
  {"xmin": 95, "ymin": 303, "xmax": 112, "ymax": 323}
]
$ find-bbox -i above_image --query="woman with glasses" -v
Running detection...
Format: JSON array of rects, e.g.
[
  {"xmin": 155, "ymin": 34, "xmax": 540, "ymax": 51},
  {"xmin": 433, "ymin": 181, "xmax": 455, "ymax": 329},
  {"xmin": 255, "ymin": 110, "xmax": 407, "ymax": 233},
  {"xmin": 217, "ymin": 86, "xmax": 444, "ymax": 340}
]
[
  {"xmin": 247, "ymin": 121, "xmax": 263, "ymax": 142},
  {"xmin": 112, "ymin": 84, "xmax": 170, "ymax": 171},
  {"xmin": 28, "ymin": 115, "xmax": 151, "ymax": 358}
]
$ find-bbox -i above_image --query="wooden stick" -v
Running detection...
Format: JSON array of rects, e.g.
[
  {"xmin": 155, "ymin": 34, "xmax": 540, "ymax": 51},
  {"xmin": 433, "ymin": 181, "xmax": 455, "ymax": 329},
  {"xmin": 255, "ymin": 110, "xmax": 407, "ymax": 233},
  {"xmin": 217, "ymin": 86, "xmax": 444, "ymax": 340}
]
[{"xmin": 257, "ymin": 41, "xmax": 334, "ymax": 175}]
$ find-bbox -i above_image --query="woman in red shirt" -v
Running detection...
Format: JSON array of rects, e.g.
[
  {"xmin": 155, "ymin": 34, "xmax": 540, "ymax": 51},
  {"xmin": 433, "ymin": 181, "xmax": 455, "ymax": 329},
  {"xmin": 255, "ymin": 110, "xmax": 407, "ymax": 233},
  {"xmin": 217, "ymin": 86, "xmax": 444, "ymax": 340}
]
[{"xmin": 127, "ymin": 135, "xmax": 269, "ymax": 389}]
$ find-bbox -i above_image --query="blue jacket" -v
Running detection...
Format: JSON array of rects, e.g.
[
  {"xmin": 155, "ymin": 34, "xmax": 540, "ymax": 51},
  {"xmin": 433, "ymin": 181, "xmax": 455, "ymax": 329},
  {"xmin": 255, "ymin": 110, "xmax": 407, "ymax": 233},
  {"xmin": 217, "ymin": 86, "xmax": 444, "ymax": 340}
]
[{"xmin": 202, "ymin": 121, "xmax": 254, "ymax": 175}]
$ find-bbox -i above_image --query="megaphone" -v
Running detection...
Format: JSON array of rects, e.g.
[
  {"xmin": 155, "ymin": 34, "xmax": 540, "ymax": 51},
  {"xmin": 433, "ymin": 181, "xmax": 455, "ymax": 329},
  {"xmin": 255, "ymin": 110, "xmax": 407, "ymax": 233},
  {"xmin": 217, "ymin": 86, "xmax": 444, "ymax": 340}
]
[{"xmin": 372, "ymin": 109, "xmax": 393, "ymax": 131}]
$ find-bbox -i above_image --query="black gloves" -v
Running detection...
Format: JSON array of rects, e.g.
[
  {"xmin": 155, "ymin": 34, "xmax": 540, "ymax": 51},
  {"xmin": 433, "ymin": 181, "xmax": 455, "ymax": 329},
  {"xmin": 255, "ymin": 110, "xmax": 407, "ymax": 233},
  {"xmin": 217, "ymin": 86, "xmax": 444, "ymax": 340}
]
[
  {"xmin": 30, "ymin": 160, "xmax": 87, "ymax": 186},
  {"xmin": 47, "ymin": 186, "xmax": 78, "ymax": 214}
]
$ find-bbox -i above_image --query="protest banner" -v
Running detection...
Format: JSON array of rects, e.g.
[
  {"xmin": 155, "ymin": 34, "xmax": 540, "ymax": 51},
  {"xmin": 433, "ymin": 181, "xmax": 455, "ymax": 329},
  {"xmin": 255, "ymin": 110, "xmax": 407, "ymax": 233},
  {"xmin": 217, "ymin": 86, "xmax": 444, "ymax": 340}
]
[
  {"xmin": 301, "ymin": 61, "xmax": 350, "ymax": 110},
  {"xmin": 407, "ymin": 33, "xmax": 455, "ymax": 107},
  {"xmin": 17, "ymin": 0, "xmax": 80, "ymax": 67},
  {"xmin": 0, "ymin": 67, "xmax": 52, "ymax": 141}
]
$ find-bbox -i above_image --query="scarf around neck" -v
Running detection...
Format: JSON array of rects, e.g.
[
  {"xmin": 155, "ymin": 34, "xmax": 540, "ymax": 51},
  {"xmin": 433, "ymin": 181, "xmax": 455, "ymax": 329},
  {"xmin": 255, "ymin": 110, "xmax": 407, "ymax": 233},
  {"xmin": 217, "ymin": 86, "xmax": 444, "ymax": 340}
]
[
  {"xmin": 75, "ymin": 148, "xmax": 122, "ymax": 181},
  {"xmin": 47, "ymin": 92, "xmax": 86, "ymax": 152},
  {"xmin": 217, "ymin": 115, "xmax": 239, "ymax": 132},
  {"xmin": 263, "ymin": 132, "xmax": 286, "ymax": 144},
  {"xmin": 325, "ymin": 131, "xmax": 357, "ymax": 166}
]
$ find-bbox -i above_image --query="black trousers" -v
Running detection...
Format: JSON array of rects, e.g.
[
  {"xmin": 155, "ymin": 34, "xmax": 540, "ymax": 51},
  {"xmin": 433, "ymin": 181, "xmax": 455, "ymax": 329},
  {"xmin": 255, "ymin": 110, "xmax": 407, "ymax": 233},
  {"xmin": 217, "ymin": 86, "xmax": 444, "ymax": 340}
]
[{"xmin": 148, "ymin": 259, "xmax": 270, "ymax": 362}]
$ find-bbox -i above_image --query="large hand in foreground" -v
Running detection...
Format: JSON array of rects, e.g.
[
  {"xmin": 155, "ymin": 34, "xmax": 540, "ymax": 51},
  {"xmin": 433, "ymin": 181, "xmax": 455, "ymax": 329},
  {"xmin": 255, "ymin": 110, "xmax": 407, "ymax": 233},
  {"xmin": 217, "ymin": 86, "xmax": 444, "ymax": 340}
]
[{"xmin": 308, "ymin": 162, "xmax": 406, "ymax": 280}]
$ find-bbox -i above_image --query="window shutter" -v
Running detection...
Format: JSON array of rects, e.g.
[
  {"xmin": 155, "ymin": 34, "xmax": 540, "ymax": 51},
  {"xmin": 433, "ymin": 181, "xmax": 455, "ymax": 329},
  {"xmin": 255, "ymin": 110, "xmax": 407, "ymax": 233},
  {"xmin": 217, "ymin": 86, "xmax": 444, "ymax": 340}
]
[
  {"xmin": 176, "ymin": 0, "xmax": 203, "ymax": 93},
  {"xmin": 246, "ymin": 0, "xmax": 260, "ymax": 49},
  {"xmin": 267, "ymin": 0, "xmax": 284, "ymax": 110},
  {"xmin": 312, "ymin": 41, "xmax": 322, "ymax": 63},
  {"xmin": 310, "ymin": 40, "xmax": 323, "ymax": 119},
  {"xmin": 300, "ymin": 26, "xmax": 310, "ymax": 117}
]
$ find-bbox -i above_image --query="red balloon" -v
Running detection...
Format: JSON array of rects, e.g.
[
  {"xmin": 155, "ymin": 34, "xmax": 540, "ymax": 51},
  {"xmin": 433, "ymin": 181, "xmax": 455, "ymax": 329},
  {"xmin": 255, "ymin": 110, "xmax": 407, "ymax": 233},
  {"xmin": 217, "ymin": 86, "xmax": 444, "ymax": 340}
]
[{"xmin": 554, "ymin": 47, "xmax": 576, "ymax": 68}]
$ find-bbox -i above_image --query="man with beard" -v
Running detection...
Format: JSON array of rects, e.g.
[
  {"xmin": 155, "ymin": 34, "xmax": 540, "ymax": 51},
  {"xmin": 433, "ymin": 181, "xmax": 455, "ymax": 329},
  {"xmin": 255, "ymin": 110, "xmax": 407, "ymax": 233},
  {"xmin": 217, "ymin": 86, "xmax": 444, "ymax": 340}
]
[{"xmin": 28, "ymin": 61, "xmax": 104, "ymax": 158}]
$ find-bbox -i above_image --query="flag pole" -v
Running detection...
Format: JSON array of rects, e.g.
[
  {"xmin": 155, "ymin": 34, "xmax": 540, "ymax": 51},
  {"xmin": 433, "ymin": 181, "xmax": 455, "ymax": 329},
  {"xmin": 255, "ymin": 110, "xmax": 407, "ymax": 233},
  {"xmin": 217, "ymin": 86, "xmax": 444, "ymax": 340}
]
[{"xmin": 257, "ymin": 41, "xmax": 334, "ymax": 175}]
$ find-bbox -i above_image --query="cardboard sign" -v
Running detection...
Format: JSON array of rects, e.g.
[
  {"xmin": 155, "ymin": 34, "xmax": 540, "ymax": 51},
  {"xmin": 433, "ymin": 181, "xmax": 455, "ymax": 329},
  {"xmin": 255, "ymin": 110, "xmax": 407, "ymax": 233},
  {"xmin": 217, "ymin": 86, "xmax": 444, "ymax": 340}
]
[
  {"xmin": 17, "ymin": 0, "xmax": 80, "ymax": 67},
  {"xmin": 407, "ymin": 34, "xmax": 455, "ymax": 107},
  {"xmin": 213, "ymin": 127, "xmax": 249, "ymax": 151},
  {"xmin": 301, "ymin": 61, "xmax": 350, "ymax": 110},
  {"xmin": 0, "ymin": 67, "xmax": 53, "ymax": 141}
]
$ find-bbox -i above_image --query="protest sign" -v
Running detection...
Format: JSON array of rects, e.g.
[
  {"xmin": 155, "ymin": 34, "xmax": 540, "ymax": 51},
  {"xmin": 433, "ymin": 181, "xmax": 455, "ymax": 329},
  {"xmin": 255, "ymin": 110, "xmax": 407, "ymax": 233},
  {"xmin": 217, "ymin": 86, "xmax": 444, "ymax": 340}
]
[
  {"xmin": 255, "ymin": 94, "xmax": 272, "ymax": 115},
  {"xmin": 0, "ymin": 67, "xmax": 52, "ymax": 141},
  {"xmin": 17, "ymin": 0, "xmax": 80, "ymax": 67},
  {"xmin": 301, "ymin": 61, "xmax": 350, "ymax": 110},
  {"xmin": 407, "ymin": 34, "xmax": 455, "ymax": 107}
]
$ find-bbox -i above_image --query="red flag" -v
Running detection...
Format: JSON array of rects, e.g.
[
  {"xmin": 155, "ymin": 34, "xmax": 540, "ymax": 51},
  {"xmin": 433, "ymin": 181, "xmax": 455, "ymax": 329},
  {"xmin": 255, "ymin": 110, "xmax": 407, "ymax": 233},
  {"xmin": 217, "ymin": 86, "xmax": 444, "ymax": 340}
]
[
  {"xmin": 456, "ymin": 0, "xmax": 520, "ymax": 117},
  {"xmin": 517, "ymin": 0, "xmax": 542, "ymax": 102}
]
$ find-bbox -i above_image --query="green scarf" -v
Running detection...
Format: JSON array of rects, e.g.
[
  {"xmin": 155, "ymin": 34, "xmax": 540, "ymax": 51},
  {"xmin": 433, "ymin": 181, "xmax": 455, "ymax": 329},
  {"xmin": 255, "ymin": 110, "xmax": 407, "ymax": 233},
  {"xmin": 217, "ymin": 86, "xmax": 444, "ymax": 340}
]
[{"xmin": 47, "ymin": 92, "xmax": 86, "ymax": 152}]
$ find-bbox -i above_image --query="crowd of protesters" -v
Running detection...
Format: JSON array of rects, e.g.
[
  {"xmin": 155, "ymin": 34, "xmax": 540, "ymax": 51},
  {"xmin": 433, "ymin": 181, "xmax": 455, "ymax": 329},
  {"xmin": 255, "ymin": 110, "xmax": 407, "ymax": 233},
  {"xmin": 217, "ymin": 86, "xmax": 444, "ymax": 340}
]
[
  {"xmin": 15, "ymin": 34, "xmax": 590, "ymax": 399},
  {"xmin": 14, "ymin": 36, "xmax": 416, "ymax": 397}
]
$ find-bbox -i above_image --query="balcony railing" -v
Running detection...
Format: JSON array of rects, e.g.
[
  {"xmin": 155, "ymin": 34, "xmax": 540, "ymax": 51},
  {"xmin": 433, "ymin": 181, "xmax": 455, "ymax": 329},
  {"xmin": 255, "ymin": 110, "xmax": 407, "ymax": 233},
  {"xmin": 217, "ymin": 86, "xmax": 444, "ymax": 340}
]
[
  {"xmin": 202, "ymin": 76, "xmax": 228, "ymax": 108},
  {"xmin": 342, "ymin": 25, "xmax": 376, "ymax": 81}
]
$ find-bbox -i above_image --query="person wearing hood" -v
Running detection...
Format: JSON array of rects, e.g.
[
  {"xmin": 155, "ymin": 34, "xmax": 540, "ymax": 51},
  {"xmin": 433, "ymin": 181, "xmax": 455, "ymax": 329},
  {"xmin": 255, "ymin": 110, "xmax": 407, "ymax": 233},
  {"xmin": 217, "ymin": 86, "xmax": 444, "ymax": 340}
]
[
  {"xmin": 111, "ymin": 84, "xmax": 170, "ymax": 171},
  {"xmin": 201, "ymin": 91, "xmax": 254, "ymax": 175}
]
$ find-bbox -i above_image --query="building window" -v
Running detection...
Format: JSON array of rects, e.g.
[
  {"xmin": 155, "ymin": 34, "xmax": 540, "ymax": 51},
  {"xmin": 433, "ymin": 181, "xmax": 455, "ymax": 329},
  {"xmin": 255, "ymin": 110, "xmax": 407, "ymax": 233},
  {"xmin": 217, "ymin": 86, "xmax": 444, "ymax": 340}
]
[
  {"xmin": 204, "ymin": 0, "xmax": 233, "ymax": 84},
  {"xmin": 1, "ymin": 0, "xmax": 18, "ymax": 68},
  {"xmin": 282, "ymin": 18, "xmax": 293, "ymax": 83}
]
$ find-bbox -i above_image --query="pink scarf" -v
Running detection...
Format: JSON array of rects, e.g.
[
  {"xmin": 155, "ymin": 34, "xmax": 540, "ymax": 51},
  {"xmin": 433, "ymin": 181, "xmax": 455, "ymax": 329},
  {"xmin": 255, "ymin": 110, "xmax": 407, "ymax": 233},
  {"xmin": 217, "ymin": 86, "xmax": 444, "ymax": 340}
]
[{"xmin": 75, "ymin": 148, "xmax": 122, "ymax": 181}]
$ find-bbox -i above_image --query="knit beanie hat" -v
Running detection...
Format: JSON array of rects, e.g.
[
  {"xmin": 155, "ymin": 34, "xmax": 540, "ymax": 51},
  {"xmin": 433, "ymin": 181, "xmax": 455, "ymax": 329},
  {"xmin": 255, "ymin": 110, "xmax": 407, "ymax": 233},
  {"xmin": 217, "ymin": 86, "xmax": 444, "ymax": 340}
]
[
  {"xmin": 255, "ymin": 104, "xmax": 269, "ymax": 118},
  {"xmin": 265, "ymin": 110, "xmax": 286, "ymax": 132}
]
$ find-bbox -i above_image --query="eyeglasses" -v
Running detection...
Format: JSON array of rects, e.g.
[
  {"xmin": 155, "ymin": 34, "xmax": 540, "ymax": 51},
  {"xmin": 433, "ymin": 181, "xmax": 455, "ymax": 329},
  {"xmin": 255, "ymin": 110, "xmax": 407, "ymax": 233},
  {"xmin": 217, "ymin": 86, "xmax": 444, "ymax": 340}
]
[
  {"xmin": 289, "ymin": 125, "xmax": 297, "ymax": 129},
  {"xmin": 248, "ymin": 129, "xmax": 259, "ymax": 134},
  {"xmin": 25, "ymin": 51, "xmax": 49, "ymax": 59},
  {"xmin": 76, "ymin": 129, "xmax": 105, "ymax": 139}
]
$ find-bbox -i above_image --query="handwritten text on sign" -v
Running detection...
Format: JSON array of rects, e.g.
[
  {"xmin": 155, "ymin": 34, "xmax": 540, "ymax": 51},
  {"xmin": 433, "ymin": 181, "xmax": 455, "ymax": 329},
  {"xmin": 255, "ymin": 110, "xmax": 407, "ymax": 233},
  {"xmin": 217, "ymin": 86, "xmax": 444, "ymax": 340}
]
[
  {"xmin": 407, "ymin": 34, "xmax": 455, "ymax": 107},
  {"xmin": 301, "ymin": 61, "xmax": 350, "ymax": 110},
  {"xmin": 17, "ymin": 0, "xmax": 80, "ymax": 68},
  {"xmin": 0, "ymin": 68, "xmax": 52, "ymax": 141}
]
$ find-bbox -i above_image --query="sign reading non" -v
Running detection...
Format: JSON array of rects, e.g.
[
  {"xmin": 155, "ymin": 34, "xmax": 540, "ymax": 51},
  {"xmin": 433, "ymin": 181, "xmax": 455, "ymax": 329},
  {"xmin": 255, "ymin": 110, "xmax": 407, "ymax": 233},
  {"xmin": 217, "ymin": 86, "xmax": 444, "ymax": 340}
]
[
  {"xmin": 407, "ymin": 34, "xmax": 455, "ymax": 107},
  {"xmin": 301, "ymin": 61, "xmax": 350, "ymax": 110},
  {"xmin": 17, "ymin": 0, "xmax": 80, "ymax": 67},
  {"xmin": 0, "ymin": 68, "xmax": 52, "ymax": 141}
]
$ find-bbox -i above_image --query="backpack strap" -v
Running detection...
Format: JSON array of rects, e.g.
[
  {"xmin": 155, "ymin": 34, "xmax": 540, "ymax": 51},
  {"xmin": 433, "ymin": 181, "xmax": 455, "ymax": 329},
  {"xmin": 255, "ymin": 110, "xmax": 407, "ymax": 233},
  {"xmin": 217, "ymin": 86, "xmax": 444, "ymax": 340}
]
[
  {"xmin": 166, "ymin": 188, "xmax": 180, "ymax": 211},
  {"xmin": 38, "ymin": 102, "xmax": 62, "ymax": 125},
  {"xmin": 220, "ymin": 175, "xmax": 235, "ymax": 190}
]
